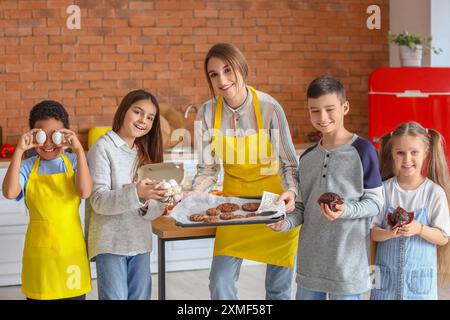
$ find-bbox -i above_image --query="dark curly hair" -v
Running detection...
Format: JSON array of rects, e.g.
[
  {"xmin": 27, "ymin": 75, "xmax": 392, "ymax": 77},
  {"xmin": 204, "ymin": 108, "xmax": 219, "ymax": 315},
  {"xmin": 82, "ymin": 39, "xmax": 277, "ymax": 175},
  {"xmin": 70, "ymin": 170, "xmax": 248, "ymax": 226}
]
[{"xmin": 29, "ymin": 100, "xmax": 69, "ymax": 129}]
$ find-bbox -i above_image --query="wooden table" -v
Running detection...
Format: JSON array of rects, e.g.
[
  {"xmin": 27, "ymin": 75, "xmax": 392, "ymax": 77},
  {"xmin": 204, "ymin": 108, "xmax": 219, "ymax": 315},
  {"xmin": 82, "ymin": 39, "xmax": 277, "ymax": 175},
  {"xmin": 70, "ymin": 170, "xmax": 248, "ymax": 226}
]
[{"xmin": 152, "ymin": 216, "xmax": 216, "ymax": 300}]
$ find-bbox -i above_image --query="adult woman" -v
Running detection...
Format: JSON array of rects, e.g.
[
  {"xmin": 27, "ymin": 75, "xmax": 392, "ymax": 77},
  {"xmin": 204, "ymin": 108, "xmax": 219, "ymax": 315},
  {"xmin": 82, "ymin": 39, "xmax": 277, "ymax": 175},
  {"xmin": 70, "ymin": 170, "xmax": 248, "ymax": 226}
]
[{"xmin": 192, "ymin": 43, "xmax": 300, "ymax": 299}]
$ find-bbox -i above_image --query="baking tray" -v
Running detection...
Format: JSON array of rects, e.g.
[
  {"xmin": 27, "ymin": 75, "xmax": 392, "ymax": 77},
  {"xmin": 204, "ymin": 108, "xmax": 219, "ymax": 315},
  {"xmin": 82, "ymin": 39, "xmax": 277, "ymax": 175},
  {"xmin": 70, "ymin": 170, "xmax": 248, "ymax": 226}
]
[
  {"xmin": 170, "ymin": 192, "xmax": 285, "ymax": 227},
  {"xmin": 175, "ymin": 214, "xmax": 284, "ymax": 227}
]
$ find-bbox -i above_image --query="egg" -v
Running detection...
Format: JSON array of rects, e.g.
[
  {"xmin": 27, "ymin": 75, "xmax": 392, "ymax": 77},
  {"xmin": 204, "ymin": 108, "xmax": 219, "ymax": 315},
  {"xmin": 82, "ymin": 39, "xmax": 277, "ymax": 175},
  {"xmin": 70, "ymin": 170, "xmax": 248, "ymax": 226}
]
[
  {"xmin": 52, "ymin": 131, "xmax": 62, "ymax": 145},
  {"xmin": 160, "ymin": 182, "xmax": 172, "ymax": 190},
  {"xmin": 35, "ymin": 131, "xmax": 46, "ymax": 144},
  {"xmin": 168, "ymin": 179, "xmax": 178, "ymax": 187}
]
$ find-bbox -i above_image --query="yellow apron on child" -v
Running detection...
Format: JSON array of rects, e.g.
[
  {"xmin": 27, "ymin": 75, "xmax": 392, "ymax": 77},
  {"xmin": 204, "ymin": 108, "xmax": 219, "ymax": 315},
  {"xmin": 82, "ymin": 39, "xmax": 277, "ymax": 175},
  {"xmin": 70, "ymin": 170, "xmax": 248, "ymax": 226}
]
[
  {"xmin": 211, "ymin": 86, "xmax": 300, "ymax": 268},
  {"xmin": 22, "ymin": 154, "xmax": 91, "ymax": 299}
]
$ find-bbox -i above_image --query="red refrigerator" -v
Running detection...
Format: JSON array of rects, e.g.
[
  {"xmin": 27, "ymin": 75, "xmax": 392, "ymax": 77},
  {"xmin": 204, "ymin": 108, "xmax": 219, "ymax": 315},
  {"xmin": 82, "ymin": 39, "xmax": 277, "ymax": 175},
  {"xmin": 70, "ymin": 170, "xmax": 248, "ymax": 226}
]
[{"xmin": 368, "ymin": 67, "xmax": 450, "ymax": 164}]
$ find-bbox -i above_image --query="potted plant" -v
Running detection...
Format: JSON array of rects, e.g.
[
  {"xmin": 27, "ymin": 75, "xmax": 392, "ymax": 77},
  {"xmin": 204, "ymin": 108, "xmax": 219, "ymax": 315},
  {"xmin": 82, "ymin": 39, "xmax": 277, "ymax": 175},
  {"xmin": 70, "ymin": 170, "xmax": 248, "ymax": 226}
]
[{"xmin": 388, "ymin": 31, "xmax": 443, "ymax": 67}]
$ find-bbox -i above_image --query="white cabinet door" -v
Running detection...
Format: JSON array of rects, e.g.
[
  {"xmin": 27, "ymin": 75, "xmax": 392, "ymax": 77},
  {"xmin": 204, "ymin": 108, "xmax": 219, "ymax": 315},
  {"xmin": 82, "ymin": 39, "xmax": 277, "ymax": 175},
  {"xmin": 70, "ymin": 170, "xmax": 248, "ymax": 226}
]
[{"xmin": 0, "ymin": 169, "xmax": 28, "ymax": 226}]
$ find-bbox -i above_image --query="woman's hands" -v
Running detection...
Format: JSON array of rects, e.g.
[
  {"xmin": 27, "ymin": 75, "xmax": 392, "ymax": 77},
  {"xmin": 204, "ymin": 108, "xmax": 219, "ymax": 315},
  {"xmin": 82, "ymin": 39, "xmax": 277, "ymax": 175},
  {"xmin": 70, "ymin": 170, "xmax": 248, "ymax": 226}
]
[{"xmin": 275, "ymin": 190, "xmax": 296, "ymax": 213}]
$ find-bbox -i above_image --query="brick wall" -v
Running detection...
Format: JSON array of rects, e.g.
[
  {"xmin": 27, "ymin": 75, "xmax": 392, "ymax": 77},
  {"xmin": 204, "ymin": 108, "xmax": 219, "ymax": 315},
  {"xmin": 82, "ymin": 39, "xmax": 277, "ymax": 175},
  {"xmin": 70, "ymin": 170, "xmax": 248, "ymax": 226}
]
[{"xmin": 0, "ymin": 0, "xmax": 389, "ymax": 148}]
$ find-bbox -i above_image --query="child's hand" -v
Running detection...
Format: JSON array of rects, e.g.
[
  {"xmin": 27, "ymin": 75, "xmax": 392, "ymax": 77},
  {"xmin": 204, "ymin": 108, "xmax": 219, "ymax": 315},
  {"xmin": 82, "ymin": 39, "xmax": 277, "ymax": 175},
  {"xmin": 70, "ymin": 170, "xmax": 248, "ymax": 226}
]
[
  {"xmin": 16, "ymin": 129, "xmax": 43, "ymax": 152},
  {"xmin": 136, "ymin": 179, "xmax": 167, "ymax": 201},
  {"xmin": 268, "ymin": 220, "xmax": 286, "ymax": 231},
  {"xmin": 387, "ymin": 225, "xmax": 401, "ymax": 239},
  {"xmin": 58, "ymin": 129, "xmax": 83, "ymax": 153},
  {"xmin": 320, "ymin": 203, "xmax": 345, "ymax": 221},
  {"xmin": 397, "ymin": 220, "xmax": 422, "ymax": 237}
]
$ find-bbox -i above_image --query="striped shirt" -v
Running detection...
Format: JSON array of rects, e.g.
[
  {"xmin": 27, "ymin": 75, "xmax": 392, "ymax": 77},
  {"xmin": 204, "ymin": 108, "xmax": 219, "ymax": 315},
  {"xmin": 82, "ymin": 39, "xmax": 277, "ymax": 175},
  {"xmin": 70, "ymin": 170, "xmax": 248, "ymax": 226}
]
[{"xmin": 192, "ymin": 86, "xmax": 299, "ymax": 194}]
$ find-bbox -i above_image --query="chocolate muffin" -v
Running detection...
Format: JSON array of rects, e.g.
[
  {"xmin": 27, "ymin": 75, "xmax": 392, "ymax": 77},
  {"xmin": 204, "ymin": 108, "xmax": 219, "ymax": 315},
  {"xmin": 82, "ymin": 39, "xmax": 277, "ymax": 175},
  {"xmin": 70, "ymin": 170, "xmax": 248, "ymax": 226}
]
[
  {"xmin": 241, "ymin": 202, "xmax": 260, "ymax": 212},
  {"xmin": 216, "ymin": 203, "xmax": 240, "ymax": 213},
  {"xmin": 317, "ymin": 192, "xmax": 344, "ymax": 212},
  {"xmin": 388, "ymin": 206, "xmax": 414, "ymax": 228}
]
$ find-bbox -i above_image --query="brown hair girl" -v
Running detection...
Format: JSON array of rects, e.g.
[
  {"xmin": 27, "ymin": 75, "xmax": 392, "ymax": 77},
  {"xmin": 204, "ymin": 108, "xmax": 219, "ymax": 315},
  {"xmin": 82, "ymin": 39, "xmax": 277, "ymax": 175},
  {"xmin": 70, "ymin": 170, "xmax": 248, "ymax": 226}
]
[{"xmin": 112, "ymin": 89, "xmax": 163, "ymax": 178}]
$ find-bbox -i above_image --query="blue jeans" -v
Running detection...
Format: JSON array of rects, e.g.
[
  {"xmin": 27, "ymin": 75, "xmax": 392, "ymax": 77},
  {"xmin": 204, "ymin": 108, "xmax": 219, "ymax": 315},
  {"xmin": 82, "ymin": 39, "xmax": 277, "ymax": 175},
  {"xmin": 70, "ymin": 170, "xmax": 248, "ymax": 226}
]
[
  {"xmin": 95, "ymin": 252, "xmax": 152, "ymax": 300},
  {"xmin": 209, "ymin": 255, "xmax": 294, "ymax": 300},
  {"xmin": 296, "ymin": 286, "xmax": 364, "ymax": 300}
]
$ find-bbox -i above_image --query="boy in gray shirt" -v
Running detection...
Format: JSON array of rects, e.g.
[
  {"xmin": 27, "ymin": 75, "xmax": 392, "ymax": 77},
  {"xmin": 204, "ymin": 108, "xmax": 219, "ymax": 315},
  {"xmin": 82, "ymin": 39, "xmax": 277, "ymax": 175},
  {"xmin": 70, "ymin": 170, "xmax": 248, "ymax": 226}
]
[{"xmin": 270, "ymin": 76, "xmax": 383, "ymax": 299}]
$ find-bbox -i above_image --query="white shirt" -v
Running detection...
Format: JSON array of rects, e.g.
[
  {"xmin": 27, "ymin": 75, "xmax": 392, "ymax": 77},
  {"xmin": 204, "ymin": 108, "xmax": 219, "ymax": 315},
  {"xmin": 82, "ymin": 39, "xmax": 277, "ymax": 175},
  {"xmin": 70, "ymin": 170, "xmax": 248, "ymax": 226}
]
[{"xmin": 372, "ymin": 177, "xmax": 450, "ymax": 237}]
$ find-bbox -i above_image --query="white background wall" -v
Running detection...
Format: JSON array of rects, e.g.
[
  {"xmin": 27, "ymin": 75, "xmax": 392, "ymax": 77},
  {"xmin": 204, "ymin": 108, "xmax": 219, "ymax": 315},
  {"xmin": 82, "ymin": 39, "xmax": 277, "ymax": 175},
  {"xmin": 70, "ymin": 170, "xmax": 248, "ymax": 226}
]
[
  {"xmin": 389, "ymin": 0, "xmax": 450, "ymax": 67},
  {"xmin": 430, "ymin": 0, "xmax": 450, "ymax": 66}
]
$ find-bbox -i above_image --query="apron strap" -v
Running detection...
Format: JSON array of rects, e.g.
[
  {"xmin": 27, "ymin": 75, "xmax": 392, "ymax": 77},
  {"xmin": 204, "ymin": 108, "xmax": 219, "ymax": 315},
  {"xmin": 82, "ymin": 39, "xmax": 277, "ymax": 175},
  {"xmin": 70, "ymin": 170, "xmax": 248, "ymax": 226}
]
[
  {"xmin": 60, "ymin": 153, "xmax": 74, "ymax": 176},
  {"xmin": 29, "ymin": 153, "xmax": 74, "ymax": 178},
  {"xmin": 213, "ymin": 86, "xmax": 263, "ymax": 133},
  {"xmin": 212, "ymin": 96, "xmax": 223, "ymax": 146},
  {"xmin": 29, "ymin": 156, "xmax": 41, "ymax": 178}
]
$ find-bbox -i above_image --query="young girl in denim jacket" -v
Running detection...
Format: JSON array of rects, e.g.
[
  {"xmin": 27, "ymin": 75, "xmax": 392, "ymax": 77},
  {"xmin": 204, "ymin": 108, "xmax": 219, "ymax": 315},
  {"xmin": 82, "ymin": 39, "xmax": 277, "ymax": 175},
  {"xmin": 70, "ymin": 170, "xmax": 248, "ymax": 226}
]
[
  {"xmin": 86, "ymin": 90, "xmax": 167, "ymax": 300},
  {"xmin": 371, "ymin": 122, "xmax": 450, "ymax": 300}
]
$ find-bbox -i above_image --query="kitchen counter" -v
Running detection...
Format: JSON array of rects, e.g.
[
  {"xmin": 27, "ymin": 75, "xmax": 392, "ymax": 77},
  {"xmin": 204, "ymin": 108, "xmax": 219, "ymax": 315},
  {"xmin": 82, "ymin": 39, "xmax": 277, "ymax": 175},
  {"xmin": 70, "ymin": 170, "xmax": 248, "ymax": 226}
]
[{"xmin": 0, "ymin": 159, "xmax": 11, "ymax": 169}]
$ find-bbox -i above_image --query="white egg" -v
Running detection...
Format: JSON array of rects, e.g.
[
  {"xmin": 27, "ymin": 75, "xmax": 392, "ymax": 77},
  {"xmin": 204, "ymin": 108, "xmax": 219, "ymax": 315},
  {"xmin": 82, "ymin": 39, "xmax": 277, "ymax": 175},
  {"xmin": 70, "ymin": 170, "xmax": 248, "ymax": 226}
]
[
  {"xmin": 168, "ymin": 179, "xmax": 178, "ymax": 187},
  {"xmin": 35, "ymin": 131, "xmax": 46, "ymax": 144},
  {"xmin": 52, "ymin": 131, "xmax": 62, "ymax": 145},
  {"xmin": 160, "ymin": 182, "xmax": 171, "ymax": 190}
]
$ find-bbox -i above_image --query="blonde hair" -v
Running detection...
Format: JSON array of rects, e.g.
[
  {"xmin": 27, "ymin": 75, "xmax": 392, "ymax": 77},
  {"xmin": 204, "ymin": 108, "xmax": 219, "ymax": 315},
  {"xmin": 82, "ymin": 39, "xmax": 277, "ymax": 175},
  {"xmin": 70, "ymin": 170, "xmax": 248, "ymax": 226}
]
[
  {"xmin": 204, "ymin": 43, "xmax": 248, "ymax": 98},
  {"xmin": 378, "ymin": 121, "xmax": 450, "ymax": 287}
]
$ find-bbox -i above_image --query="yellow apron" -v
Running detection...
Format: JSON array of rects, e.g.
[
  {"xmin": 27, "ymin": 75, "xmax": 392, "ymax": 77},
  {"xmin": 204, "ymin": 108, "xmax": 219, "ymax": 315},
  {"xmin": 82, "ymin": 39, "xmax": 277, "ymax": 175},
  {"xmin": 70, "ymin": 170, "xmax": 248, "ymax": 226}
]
[
  {"xmin": 212, "ymin": 86, "xmax": 300, "ymax": 268},
  {"xmin": 22, "ymin": 154, "xmax": 91, "ymax": 299}
]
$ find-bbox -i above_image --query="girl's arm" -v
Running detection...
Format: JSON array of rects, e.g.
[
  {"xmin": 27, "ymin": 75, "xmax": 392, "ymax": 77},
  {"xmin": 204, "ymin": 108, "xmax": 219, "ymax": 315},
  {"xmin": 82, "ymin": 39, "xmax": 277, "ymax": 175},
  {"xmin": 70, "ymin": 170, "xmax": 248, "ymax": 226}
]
[
  {"xmin": 59, "ymin": 129, "xmax": 92, "ymax": 199},
  {"xmin": 371, "ymin": 226, "xmax": 400, "ymax": 242},
  {"xmin": 398, "ymin": 221, "xmax": 449, "ymax": 246},
  {"xmin": 2, "ymin": 129, "xmax": 40, "ymax": 199}
]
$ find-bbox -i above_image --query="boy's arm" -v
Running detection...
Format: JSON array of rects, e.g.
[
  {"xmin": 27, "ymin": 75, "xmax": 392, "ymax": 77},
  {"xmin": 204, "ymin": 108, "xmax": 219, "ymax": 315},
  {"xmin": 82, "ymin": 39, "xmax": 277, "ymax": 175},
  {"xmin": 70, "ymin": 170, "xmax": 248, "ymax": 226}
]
[
  {"xmin": 2, "ymin": 148, "xmax": 25, "ymax": 199},
  {"xmin": 2, "ymin": 129, "xmax": 40, "ymax": 199},
  {"xmin": 88, "ymin": 144, "xmax": 142, "ymax": 215},
  {"xmin": 282, "ymin": 200, "xmax": 305, "ymax": 230},
  {"xmin": 340, "ymin": 139, "xmax": 384, "ymax": 220},
  {"xmin": 58, "ymin": 129, "xmax": 92, "ymax": 199},
  {"xmin": 74, "ymin": 149, "xmax": 92, "ymax": 199},
  {"xmin": 340, "ymin": 187, "xmax": 384, "ymax": 219}
]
